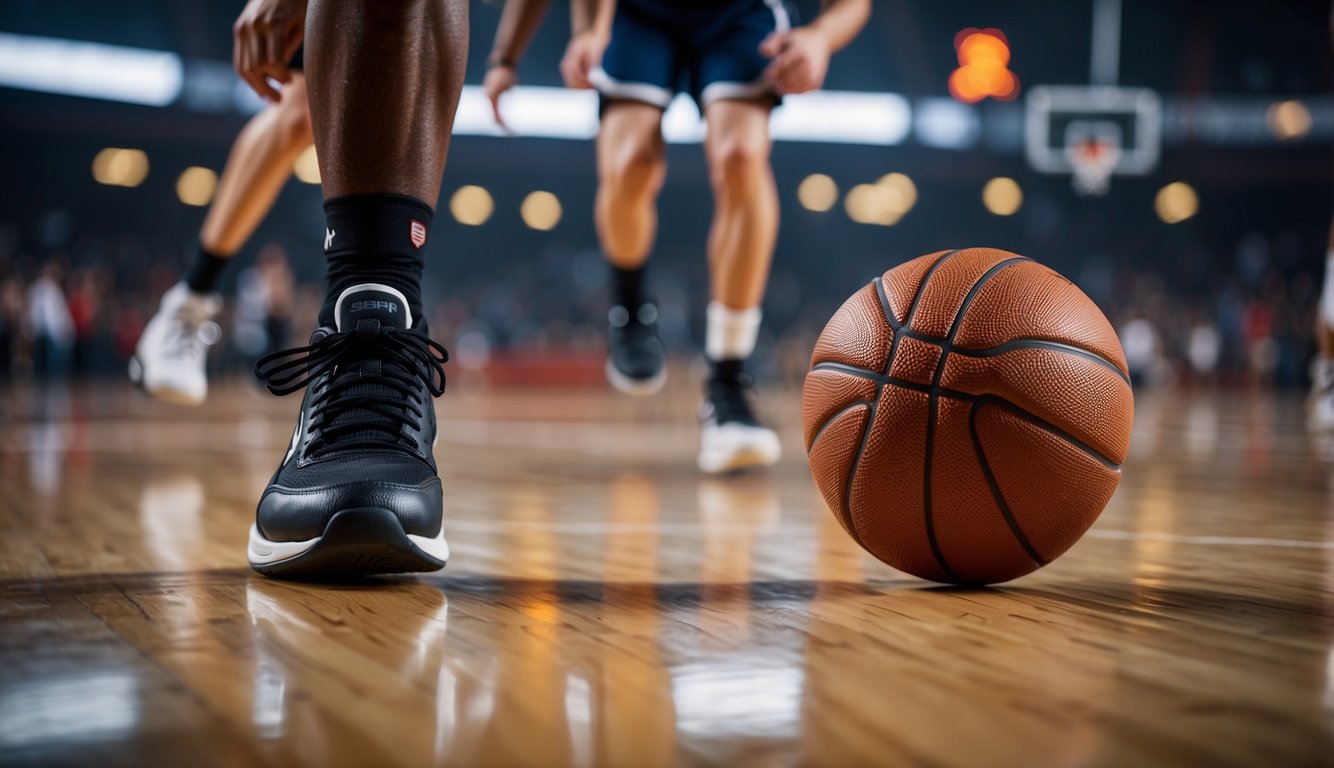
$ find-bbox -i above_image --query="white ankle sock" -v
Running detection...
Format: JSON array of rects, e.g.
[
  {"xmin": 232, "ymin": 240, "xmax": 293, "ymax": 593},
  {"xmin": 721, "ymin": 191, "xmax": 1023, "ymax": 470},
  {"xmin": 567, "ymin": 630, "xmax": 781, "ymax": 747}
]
[{"xmin": 706, "ymin": 302, "xmax": 761, "ymax": 361}]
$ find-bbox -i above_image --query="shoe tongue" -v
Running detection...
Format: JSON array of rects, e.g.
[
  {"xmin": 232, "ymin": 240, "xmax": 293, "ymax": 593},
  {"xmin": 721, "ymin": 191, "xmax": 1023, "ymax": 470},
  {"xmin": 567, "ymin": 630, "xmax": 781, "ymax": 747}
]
[
  {"xmin": 322, "ymin": 285, "xmax": 417, "ymax": 454},
  {"xmin": 334, "ymin": 284, "xmax": 412, "ymax": 333}
]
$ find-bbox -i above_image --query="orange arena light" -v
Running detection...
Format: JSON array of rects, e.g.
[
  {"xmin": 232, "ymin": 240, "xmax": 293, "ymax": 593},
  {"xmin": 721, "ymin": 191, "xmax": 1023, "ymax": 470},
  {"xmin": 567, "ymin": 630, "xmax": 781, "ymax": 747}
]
[{"xmin": 949, "ymin": 28, "xmax": 1018, "ymax": 103}]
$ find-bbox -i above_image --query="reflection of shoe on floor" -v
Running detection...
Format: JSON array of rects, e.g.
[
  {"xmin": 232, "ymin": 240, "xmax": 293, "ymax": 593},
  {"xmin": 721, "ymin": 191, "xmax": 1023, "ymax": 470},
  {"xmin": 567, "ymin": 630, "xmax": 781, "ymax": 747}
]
[
  {"xmin": 697, "ymin": 363, "xmax": 781, "ymax": 475},
  {"xmin": 697, "ymin": 476, "xmax": 781, "ymax": 531},
  {"xmin": 1310, "ymin": 358, "xmax": 1334, "ymax": 432},
  {"xmin": 129, "ymin": 282, "xmax": 222, "ymax": 406},
  {"xmin": 248, "ymin": 284, "xmax": 451, "ymax": 577},
  {"xmin": 606, "ymin": 302, "xmax": 666, "ymax": 395}
]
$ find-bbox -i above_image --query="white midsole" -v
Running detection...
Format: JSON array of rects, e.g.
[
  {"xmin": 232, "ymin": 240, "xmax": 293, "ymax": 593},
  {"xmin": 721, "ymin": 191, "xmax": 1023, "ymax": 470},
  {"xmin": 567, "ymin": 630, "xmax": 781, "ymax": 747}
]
[
  {"xmin": 246, "ymin": 522, "xmax": 451, "ymax": 565},
  {"xmin": 605, "ymin": 359, "xmax": 667, "ymax": 396},
  {"xmin": 698, "ymin": 427, "xmax": 782, "ymax": 474}
]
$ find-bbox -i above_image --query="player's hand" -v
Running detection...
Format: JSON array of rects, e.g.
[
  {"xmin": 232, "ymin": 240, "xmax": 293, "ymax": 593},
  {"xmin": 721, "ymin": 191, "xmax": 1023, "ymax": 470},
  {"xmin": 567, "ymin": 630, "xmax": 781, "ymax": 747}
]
[
  {"xmin": 759, "ymin": 27, "xmax": 831, "ymax": 95},
  {"xmin": 483, "ymin": 64, "xmax": 519, "ymax": 132},
  {"xmin": 560, "ymin": 30, "xmax": 608, "ymax": 90},
  {"xmin": 233, "ymin": 0, "xmax": 307, "ymax": 102}
]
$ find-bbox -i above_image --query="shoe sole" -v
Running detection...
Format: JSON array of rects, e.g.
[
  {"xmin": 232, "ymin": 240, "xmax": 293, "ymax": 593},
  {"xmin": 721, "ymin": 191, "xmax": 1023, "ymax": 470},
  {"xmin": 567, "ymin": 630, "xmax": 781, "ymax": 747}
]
[
  {"xmin": 605, "ymin": 359, "xmax": 667, "ymax": 396},
  {"xmin": 128, "ymin": 355, "xmax": 206, "ymax": 407},
  {"xmin": 248, "ymin": 507, "xmax": 449, "ymax": 578},
  {"xmin": 698, "ymin": 442, "xmax": 782, "ymax": 475}
]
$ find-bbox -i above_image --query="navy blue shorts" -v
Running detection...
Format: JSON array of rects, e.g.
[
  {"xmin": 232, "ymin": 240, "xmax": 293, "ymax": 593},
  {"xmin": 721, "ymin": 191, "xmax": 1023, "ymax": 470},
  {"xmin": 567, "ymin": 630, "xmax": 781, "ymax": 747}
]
[{"xmin": 591, "ymin": 0, "xmax": 796, "ymax": 111}]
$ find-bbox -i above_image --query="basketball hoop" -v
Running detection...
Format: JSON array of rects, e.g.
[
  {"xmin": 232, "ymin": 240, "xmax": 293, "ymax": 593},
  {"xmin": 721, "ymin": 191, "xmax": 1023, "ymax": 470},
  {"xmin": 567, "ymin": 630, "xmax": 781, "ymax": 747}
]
[
  {"xmin": 1065, "ymin": 137, "xmax": 1120, "ymax": 197},
  {"xmin": 1025, "ymin": 86, "xmax": 1162, "ymax": 195}
]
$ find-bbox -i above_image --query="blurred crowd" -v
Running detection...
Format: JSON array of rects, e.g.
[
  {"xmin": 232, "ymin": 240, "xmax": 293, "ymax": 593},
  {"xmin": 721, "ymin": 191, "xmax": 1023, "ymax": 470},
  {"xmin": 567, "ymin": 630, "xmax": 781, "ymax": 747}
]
[{"xmin": 0, "ymin": 225, "xmax": 1323, "ymax": 390}]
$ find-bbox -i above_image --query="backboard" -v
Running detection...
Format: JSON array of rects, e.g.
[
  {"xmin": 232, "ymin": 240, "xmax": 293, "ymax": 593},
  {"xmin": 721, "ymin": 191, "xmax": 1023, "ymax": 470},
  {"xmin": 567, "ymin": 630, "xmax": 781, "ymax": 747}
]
[{"xmin": 1025, "ymin": 85, "xmax": 1162, "ymax": 194}]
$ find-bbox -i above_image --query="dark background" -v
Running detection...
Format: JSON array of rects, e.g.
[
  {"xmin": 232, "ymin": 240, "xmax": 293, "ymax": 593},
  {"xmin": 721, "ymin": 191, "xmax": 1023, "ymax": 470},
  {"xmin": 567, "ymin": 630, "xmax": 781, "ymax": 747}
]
[{"xmin": 0, "ymin": 0, "xmax": 1330, "ymax": 386}]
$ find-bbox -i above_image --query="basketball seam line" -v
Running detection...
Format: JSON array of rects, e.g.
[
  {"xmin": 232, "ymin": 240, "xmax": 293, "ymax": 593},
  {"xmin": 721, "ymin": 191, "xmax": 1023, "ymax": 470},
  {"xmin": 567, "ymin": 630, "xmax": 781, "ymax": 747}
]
[
  {"xmin": 813, "ymin": 340, "xmax": 1128, "ymax": 387},
  {"xmin": 930, "ymin": 337, "xmax": 1129, "ymax": 384},
  {"xmin": 873, "ymin": 276, "xmax": 902, "ymax": 331},
  {"xmin": 805, "ymin": 399, "xmax": 874, "ymax": 453},
  {"xmin": 838, "ymin": 399, "xmax": 876, "ymax": 549},
  {"xmin": 968, "ymin": 401, "xmax": 1048, "ymax": 567},
  {"xmin": 827, "ymin": 331, "xmax": 1129, "ymax": 385},
  {"xmin": 922, "ymin": 255, "xmax": 1029, "ymax": 581},
  {"xmin": 973, "ymin": 395, "xmax": 1122, "ymax": 470},
  {"xmin": 840, "ymin": 250, "xmax": 959, "ymax": 557},
  {"xmin": 809, "ymin": 363, "xmax": 1123, "ymax": 469}
]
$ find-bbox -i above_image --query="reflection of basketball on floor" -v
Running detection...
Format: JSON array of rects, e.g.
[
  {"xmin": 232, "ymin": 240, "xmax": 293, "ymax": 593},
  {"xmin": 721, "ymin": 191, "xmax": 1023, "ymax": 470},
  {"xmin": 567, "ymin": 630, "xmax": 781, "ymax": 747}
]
[{"xmin": 802, "ymin": 248, "xmax": 1134, "ymax": 585}]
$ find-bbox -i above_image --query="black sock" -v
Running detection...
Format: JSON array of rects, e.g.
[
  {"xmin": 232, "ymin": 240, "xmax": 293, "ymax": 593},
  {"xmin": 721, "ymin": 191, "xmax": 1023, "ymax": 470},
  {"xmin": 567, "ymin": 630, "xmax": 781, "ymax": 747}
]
[
  {"xmin": 320, "ymin": 193, "xmax": 431, "ymax": 327},
  {"xmin": 709, "ymin": 357, "xmax": 746, "ymax": 384},
  {"xmin": 611, "ymin": 264, "xmax": 646, "ymax": 309},
  {"xmin": 183, "ymin": 244, "xmax": 230, "ymax": 293}
]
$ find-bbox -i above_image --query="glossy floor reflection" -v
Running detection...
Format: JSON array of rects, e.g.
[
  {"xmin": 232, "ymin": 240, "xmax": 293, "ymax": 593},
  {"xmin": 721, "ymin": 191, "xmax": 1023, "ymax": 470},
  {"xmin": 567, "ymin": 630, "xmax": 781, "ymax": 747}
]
[{"xmin": 1, "ymin": 379, "xmax": 1331, "ymax": 766}]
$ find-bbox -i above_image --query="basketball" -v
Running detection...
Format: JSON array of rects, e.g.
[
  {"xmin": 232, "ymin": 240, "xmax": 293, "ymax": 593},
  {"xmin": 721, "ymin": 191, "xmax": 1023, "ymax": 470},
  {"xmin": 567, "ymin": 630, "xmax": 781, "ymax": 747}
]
[{"xmin": 803, "ymin": 248, "xmax": 1134, "ymax": 585}]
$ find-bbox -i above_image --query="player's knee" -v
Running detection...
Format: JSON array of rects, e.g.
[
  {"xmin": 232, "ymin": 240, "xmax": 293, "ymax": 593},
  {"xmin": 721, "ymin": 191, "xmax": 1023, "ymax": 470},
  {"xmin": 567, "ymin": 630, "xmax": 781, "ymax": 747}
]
[
  {"xmin": 604, "ymin": 140, "xmax": 663, "ymax": 197},
  {"xmin": 708, "ymin": 134, "xmax": 770, "ymax": 190}
]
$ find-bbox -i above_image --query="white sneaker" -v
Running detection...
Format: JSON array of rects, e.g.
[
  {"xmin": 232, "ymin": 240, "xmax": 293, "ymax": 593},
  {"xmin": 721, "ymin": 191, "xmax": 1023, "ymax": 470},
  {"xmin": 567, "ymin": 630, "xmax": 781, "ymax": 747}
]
[
  {"xmin": 697, "ymin": 376, "xmax": 781, "ymax": 474},
  {"xmin": 129, "ymin": 283, "xmax": 222, "ymax": 406}
]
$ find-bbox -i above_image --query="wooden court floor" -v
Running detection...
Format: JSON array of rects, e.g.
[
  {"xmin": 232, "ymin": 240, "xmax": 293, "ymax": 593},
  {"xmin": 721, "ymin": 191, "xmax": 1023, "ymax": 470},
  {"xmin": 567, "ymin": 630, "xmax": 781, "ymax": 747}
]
[{"xmin": 1, "ymin": 375, "xmax": 1331, "ymax": 767}]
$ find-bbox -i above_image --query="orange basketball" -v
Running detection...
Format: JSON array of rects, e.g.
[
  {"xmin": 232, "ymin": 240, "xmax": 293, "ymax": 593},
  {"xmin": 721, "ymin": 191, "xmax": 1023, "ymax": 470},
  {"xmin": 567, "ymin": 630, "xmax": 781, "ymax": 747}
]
[{"xmin": 802, "ymin": 248, "xmax": 1133, "ymax": 585}]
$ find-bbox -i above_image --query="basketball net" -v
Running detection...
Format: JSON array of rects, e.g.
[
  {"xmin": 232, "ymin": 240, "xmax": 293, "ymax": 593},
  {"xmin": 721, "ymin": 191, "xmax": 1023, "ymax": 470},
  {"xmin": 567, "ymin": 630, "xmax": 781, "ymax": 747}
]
[{"xmin": 1065, "ymin": 138, "xmax": 1119, "ymax": 196}]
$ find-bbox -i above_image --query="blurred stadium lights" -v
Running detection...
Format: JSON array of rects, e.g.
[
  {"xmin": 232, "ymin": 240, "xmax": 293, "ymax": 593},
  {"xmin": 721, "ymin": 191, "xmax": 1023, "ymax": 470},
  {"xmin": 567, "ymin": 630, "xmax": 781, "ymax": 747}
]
[
  {"xmin": 450, "ymin": 185, "xmax": 494, "ymax": 226},
  {"xmin": 876, "ymin": 173, "xmax": 918, "ymax": 214},
  {"xmin": 915, "ymin": 98, "xmax": 981, "ymax": 149},
  {"xmin": 175, "ymin": 166, "xmax": 217, "ymax": 207},
  {"xmin": 91, "ymin": 148, "xmax": 149, "ymax": 188},
  {"xmin": 520, "ymin": 190, "xmax": 562, "ymax": 231},
  {"xmin": 949, "ymin": 28, "xmax": 1018, "ymax": 104},
  {"xmin": 1163, "ymin": 97, "xmax": 1333, "ymax": 145},
  {"xmin": 769, "ymin": 91, "xmax": 912, "ymax": 145},
  {"xmin": 844, "ymin": 184, "xmax": 894, "ymax": 226},
  {"xmin": 4, "ymin": 31, "xmax": 1332, "ymax": 151},
  {"xmin": 981, "ymin": 177, "xmax": 1023, "ymax": 216},
  {"xmin": 1266, "ymin": 100, "xmax": 1313, "ymax": 141},
  {"xmin": 293, "ymin": 146, "xmax": 321, "ymax": 185},
  {"xmin": 455, "ymin": 86, "xmax": 912, "ymax": 145},
  {"xmin": 796, "ymin": 174, "xmax": 839, "ymax": 212},
  {"xmin": 1155, "ymin": 181, "xmax": 1198, "ymax": 224},
  {"xmin": 0, "ymin": 33, "xmax": 181, "ymax": 106},
  {"xmin": 845, "ymin": 174, "xmax": 916, "ymax": 227}
]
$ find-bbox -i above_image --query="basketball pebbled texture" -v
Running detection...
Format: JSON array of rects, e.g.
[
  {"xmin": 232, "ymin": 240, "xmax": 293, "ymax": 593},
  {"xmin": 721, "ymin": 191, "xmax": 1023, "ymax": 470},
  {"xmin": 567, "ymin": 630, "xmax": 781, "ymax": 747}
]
[{"xmin": 803, "ymin": 248, "xmax": 1133, "ymax": 585}]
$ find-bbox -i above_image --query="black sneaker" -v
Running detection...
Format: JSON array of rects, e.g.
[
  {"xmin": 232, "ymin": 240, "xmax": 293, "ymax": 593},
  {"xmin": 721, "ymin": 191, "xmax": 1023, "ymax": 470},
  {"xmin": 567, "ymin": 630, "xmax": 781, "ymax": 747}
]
[
  {"xmin": 247, "ymin": 284, "xmax": 450, "ymax": 577},
  {"xmin": 606, "ymin": 302, "xmax": 666, "ymax": 395},
  {"xmin": 697, "ymin": 369, "xmax": 781, "ymax": 474}
]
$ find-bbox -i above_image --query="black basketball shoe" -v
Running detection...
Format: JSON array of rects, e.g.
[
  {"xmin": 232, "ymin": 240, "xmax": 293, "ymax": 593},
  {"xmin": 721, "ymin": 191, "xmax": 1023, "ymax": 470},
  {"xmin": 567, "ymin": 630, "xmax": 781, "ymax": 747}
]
[
  {"xmin": 697, "ymin": 363, "xmax": 781, "ymax": 474},
  {"xmin": 606, "ymin": 301, "xmax": 666, "ymax": 395},
  {"xmin": 247, "ymin": 283, "xmax": 450, "ymax": 577}
]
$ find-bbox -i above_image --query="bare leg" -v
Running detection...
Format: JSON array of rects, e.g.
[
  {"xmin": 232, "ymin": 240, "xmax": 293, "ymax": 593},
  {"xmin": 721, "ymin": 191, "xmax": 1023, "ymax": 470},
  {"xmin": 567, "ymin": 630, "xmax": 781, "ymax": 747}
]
[
  {"xmin": 200, "ymin": 74, "xmax": 312, "ymax": 256},
  {"xmin": 1318, "ymin": 218, "xmax": 1334, "ymax": 358},
  {"xmin": 305, "ymin": 0, "xmax": 467, "ymax": 206},
  {"xmin": 596, "ymin": 102, "xmax": 667, "ymax": 269},
  {"xmin": 703, "ymin": 99, "xmax": 777, "ymax": 311},
  {"xmin": 694, "ymin": 98, "xmax": 782, "ymax": 474},
  {"xmin": 1311, "ymin": 218, "xmax": 1334, "ymax": 429}
]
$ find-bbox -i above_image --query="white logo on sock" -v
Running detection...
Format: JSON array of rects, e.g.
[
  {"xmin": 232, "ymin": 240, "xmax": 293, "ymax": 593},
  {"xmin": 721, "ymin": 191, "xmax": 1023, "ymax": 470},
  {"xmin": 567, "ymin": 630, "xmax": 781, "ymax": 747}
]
[{"xmin": 324, "ymin": 228, "xmax": 335, "ymax": 250}]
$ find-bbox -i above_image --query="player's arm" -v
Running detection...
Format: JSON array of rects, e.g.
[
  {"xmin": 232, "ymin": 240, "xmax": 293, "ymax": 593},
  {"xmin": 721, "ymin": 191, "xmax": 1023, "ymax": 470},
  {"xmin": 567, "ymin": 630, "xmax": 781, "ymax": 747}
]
[
  {"xmin": 233, "ymin": 0, "xmax": 308, "ymax": 102},
  {"xmin": 761, "ymin": 0, "xmax": 871, "ymax": 95},
  {"xmin": 483, "ymin": 0, "xmax": 554, "ymax": 128},
  {"xmin": 561, "ymin": 0, "xmax": 615, "ymax": 89}
]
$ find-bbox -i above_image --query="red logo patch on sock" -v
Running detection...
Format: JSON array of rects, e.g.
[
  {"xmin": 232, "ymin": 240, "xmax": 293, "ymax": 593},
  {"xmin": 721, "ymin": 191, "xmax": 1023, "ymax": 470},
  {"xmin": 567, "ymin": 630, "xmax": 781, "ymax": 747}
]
[{"xmin": 409, "ymin": 220, "xmax": 427, "ymax": 249}]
